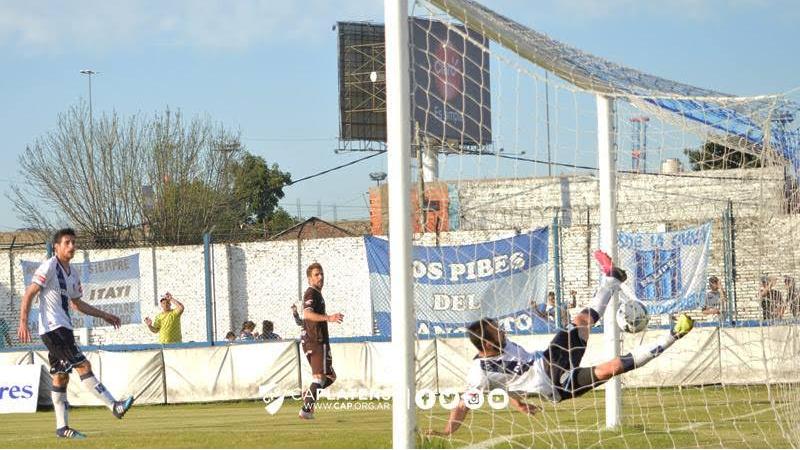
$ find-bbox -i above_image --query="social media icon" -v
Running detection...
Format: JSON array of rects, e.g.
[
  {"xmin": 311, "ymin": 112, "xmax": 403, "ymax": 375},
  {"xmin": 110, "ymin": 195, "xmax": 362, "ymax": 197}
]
[
  {"xmin": 463, "ymin": 388, "xmax": 484, "ymax": 410},
  {"xmin": 439, "ymin": 389, "xmax": 459, "ymax": 410},
  {"xmin": 415, "ymin": 388, "xmax": 436, "ymax": 410},
  {"xmin": 487, "ymin": 388, "xmax": 509, "ymax": 410}
]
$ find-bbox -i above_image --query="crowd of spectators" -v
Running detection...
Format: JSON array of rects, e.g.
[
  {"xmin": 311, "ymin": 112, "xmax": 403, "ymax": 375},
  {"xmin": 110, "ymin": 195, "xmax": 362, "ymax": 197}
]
[
  {"xmin": 225, "ymin": 319, "xmax": 283, "ymax": 343},
  {"xmin": 758, "ymin": 275, "xmax": 800, "ymax": 321}
]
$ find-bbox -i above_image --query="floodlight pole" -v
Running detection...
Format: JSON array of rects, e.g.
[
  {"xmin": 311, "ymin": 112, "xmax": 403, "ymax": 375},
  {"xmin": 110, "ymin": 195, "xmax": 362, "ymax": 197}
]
[
  {"xmin": 385, "ymin": 0, "xmax": 415, "ymax": 448},
  {"xmin": 597, "ymin": 94, "xmax": 622, "ymax": 429}
]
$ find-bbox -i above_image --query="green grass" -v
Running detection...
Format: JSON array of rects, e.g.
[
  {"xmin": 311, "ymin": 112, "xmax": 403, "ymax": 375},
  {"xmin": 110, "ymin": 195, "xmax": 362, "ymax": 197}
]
[{"xmin": 0, "ymin": 386, "xmax": 795, "ymax": 448}]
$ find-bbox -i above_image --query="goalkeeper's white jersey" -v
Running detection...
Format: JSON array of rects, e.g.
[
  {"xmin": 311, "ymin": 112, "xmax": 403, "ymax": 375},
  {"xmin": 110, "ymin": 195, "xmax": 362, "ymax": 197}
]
[{"xmin": 465, "ymin": 339, "xmax": 558, "ymax": 401}]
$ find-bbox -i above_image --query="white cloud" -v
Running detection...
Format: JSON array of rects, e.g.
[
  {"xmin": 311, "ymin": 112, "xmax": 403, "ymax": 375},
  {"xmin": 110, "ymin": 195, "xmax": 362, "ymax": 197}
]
[{"xmin": 0, "ymin": 0, "xmax": 384, "ymax": 53}]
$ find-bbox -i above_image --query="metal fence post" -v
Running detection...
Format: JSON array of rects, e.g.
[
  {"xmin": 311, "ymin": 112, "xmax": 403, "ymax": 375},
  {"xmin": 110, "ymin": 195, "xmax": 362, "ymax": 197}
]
[
  {"xmin": 203, "ymin": 232, "xmax": 214, "ymax": 344},
  {"xmin": 722, "ymin": 201, "xmax": 737, "ymax": 324},
  {"xmin": 552, "ymin": 215, "xmax": 564, "ymax": 328}
]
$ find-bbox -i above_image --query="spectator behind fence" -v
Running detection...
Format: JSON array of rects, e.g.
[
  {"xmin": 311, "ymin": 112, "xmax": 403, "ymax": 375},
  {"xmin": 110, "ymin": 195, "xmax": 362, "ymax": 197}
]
[
  {"xmin": 786, "ymin": 276, "xmax": 799, "ymax": 318},
  {"xmin": 0, "ymin": 317, "xmax": 11, "ymax": 348},
  {"xmin": 225, "ymin": 331, "xmax": 236, "ymax": 342},
  {"xmin": 144, "ymin": 292, "xmax": 184, "ymax": 344},
  {"xmin": 239, "ymin": 320, "xmax": 257, "ymax": 341},
  {"xmin": 291, "ymin": 304, "xmax": 304, "ymax": 327},
  {"xmin": 758, "ymin": 276, "xmax": 784, "ymax": 321},
  {"xmin": 258, "ymin": 320, "xmax": 282, "ymax": 341},
  {"xmin": 533, "ymin": 291, "xmax": 570, "ymax": 329},
  {"xmin": 703, "ymin": 276, "xmax": 726, "ymax": 316}
]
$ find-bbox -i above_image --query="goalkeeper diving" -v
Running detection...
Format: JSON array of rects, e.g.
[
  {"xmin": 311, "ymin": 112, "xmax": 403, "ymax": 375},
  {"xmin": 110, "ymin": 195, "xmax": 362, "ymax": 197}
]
[{"xmin": 429, "ymin": 250, "xmax": 695, "ymax": 436}]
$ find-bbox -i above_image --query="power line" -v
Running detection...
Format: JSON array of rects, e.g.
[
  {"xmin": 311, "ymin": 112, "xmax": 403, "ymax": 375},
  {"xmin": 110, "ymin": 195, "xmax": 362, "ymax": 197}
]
[
  {"xmin": 485, "ymin": 152, "xmax": 784, "ymax": 182},
  {"xmin": 288, "ymin": 151, "xmax": 386, "ymax": 186}
]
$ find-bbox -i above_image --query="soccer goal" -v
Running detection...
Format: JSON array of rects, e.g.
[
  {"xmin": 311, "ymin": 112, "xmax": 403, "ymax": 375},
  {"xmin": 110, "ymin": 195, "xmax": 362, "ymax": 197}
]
[{"xmin": 383, "ymin": 0, "xmax": 800, "ymax": 448}]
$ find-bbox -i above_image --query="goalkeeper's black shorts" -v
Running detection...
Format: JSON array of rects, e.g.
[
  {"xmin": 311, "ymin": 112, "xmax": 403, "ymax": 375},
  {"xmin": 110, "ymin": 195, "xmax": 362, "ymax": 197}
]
[{"xmin": 544, "ymin": 327, "xmax": 606, "ymax": 400}]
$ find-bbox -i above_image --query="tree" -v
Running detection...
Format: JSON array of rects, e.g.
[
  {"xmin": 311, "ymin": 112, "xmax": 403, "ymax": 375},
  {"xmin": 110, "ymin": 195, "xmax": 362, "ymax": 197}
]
[
  {"xmin": 266, "ymin": 207, "xmax": 301, "ymax": 236},
  {"xmin": 141, "ymin": 109, "xmax": 243, "ymax": 245},
  {"xmin": 10, "ymin": 104, "xmax": 145, "ymax": 244},
  {"xmin": 230, "ymin": 153, "xmax": 291, "ymax": 226},
  {"xmin": 684, "ymin": 141, "xmax": 762, "ymax": 171},
  {"xmin": 10, "ymin": 104, "xmax": 292, "ymax": 246}
]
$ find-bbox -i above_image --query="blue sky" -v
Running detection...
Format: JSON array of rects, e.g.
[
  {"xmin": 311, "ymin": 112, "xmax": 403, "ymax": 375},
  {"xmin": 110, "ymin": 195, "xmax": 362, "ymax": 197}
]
[{"xmin": 0, "ymin": 0, "xmax": 798, "ymax": 231}]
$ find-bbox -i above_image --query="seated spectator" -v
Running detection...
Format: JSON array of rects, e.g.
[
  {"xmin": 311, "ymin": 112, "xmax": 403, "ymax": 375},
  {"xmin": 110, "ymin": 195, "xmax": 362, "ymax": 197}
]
[
  {"xmin": 239, "ymin": 320, "xmax": 257, "ymax": 340},
  {"xmin": 258, "ymin": 320, "xmax": 282, "ymax": 341},
  {"xmin": 225, "ymin": 331, "xmax": 236, "ymax": 342},
  {"xmin": 759, "ymin": 276, "xmax": 784, "ymax": 321},
  {"xmin": 703, "ymin": 276, "xmax": 726, "ymax": 316}
]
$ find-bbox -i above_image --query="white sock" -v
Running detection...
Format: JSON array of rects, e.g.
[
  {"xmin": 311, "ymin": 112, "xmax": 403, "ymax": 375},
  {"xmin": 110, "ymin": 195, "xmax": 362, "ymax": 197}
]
[
  {"xmin": 52, "ymin": 388, "xmax": 68, "ymax": 429},
  {"xmin": 80, "ymin": 372, "xmax": 116, "ymax": 408},
  {"xmin": 588, "ymin": 276, "xmax": 622, "ymax": 318},
  {"xmin": 628, "ymin": 332, "xmax": 677, "ymax": 369}
]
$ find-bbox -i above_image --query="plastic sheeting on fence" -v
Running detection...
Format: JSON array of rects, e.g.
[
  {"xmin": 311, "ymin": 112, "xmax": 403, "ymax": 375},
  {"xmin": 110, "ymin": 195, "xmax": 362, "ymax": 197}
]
[{"xmin": 4, "ymin": 324, "xmax": 798, "ymax": 408}]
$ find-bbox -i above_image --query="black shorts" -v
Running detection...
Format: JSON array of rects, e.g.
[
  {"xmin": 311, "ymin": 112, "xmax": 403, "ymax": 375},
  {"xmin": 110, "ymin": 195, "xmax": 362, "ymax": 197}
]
[
  {"xmin": 544, "ymin": 327, "xmax": 605, "ymax": 401},
  {"xmin": 41, "ymin": 327, "xmax": 87, "ymax": 375},
  {"xmin": 302, "ymin": 341, "xmax": 335, "ymax": 378}
]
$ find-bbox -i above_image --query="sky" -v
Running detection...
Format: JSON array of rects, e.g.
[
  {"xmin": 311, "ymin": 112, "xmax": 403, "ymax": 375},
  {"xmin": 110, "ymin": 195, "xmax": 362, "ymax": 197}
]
[{"xmin": 0, "ymin": 0, "xmax": 798, "ymax": 231}]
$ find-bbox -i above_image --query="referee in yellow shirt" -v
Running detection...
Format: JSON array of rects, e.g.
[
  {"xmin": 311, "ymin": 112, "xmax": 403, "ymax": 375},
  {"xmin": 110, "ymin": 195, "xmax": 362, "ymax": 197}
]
[{"xmin": 145, "ymin": 292, "xmax": 184, "ymax": 344}]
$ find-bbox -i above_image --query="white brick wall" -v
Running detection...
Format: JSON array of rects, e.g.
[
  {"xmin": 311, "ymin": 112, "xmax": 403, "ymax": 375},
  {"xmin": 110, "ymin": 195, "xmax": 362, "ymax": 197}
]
[{"xmin": 1, "ymin": 167, "xmax": 797, "ymax": 348}]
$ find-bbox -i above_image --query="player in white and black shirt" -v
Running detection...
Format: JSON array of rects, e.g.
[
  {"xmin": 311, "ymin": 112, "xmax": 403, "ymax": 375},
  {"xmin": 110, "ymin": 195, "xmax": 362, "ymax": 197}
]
[
  {"xmin": 18, "ymin": 228, "xmax": 135, "ymax": 439},
  {"xmin": 429, "ymin": 250, "xmax": 695, "ymax": 437}
]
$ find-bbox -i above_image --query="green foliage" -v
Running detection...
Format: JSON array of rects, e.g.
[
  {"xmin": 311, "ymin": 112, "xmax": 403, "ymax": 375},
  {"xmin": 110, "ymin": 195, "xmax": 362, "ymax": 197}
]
[
  {"xmin": 230, "ymin": 153, "xmax": 292, "ymax": 225},
  {"xmin": 684, "ymin": 141, "xmax": 762, "ymax": 171},
  {"xmin": 11, "ymin": 104, "xmax": 293, "ymax": 246},
  {"xmin": 266, "ymin": 207, "xmax": 301, "ymax": 236}
]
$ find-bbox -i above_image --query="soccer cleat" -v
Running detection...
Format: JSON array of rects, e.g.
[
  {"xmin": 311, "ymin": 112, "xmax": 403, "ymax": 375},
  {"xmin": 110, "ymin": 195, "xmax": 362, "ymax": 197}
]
[
  {"xmin": 298, "ymin": 409, "xmax": 315, "ymax": 420},
  {"xmin": 593, "ymin": 250, "xmax": 627, "ymax": 282},
  {"xmin": 56, "ymin": 427, "xmax": 87, "ymax": 439},
  {"xmin": 112, "ymin": 396, "xmax": 135, "ymax": 419},
  {"xmin": 671, "ymin": 314, "xmax": 694, "ymax": 339}
]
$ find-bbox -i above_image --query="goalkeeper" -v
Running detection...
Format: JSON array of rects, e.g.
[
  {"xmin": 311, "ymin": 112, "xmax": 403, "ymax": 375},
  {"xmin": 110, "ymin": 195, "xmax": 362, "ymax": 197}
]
[{"xmin": 429, "ymin": 250, "xmax": 695, "ymax": 436}]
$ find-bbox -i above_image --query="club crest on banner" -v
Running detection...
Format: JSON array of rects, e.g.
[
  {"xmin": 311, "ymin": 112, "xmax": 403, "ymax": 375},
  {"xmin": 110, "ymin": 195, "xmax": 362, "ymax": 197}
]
[{"xmin": 618, "ymin": 223, "xmax": 711, "ymax": 314}]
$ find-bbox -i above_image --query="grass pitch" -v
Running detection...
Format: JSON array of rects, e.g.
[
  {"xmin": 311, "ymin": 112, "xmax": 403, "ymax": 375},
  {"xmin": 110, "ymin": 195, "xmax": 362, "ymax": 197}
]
[{"xmin": 0, "ymin": 386, "xmax": 793, "ymax": 448}]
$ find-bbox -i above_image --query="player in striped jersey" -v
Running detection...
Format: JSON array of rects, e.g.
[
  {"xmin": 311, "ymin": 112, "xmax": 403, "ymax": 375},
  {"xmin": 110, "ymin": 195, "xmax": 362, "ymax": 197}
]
[{"xmin": 18, "ymin": 228, "xmax": 134, "ymax": 439}]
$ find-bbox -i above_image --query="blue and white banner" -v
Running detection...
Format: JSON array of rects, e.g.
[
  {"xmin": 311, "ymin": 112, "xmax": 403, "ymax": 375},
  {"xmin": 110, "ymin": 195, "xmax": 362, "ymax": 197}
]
[
  {"xmin": 366, "ymin": 228, "xmax": 550, "ymax": 337},
  {"xmin": 21, "ymin": 254, "xmax": 142, "ymax": 329},
  {"xmin": 617, "ymin": 223, "xmax": 711, "ymax": 314}
]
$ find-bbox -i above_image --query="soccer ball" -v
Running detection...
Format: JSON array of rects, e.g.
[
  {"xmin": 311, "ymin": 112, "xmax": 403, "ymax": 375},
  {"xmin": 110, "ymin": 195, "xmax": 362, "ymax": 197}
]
[{"xmin": 616, "ymin": 300, "xmax": 649, "ymax": 333}]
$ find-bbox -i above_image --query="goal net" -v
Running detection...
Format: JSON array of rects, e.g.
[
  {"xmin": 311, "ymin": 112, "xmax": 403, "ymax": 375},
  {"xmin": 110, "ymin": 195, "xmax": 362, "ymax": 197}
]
[{"xmin": 390, "ymin": 0, "xmax": 800, "ymax": 447}]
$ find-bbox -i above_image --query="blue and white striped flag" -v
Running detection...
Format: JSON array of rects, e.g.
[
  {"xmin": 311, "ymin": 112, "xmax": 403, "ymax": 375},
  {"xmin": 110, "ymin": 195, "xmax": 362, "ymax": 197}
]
[{"xmin": 617, "ymin": 223, "xmax": 711, "ymax": 314}]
